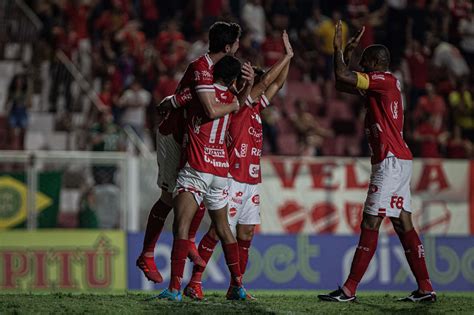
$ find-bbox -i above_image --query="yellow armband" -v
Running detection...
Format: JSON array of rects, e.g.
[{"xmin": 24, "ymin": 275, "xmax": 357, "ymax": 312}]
[{"xmin": 356, "ymin": 72, "xmax": 370, "ymax": 90}]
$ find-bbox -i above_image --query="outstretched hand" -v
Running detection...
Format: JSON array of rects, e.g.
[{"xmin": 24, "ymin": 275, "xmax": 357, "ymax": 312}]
[
  {"xmin": 241, "ymin": 61, "xmax": 255, "ymax": 85},
  {"xmin": 346, "ymin": 26, "xmax": 365, "ymax": 52},
  {"xmin": 333, "ymin": 20, "xmax": 343, "ymax": 51},
  {"xmin": 283, "ymin": 30, "xmax": 294, "ymax": 58}
]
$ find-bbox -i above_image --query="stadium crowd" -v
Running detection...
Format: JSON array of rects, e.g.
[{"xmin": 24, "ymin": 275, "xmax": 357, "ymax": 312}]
[{"xmin": 5, "ymin": 0, "xmax": 474, "ymax": 158}]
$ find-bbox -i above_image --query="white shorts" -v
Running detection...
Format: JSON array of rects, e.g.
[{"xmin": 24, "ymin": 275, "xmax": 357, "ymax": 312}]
[
  {"xmin": 364, "ymin": 157, "xmax": 412, "ymax": 218},
  {"xmin": 156, "ymin": 132, "xmax": 181, "ymax": 193},
  {"xmin": 176, "ymin": 166, "xmax": 229, "ymax": 211},
  {"xmin": 227, "ymin": 179, "xmax": 261, "ymax": 233}
]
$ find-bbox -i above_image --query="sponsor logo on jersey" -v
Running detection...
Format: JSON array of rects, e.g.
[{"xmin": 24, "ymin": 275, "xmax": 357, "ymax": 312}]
[
  {"xmin": 248, "ymin": 127, "xmax": 263, "ymax": 142},
  {"xmin": 204, "ymin": 155, "xmax": 229, "ymax": 168},
  {"xmin": 391, "ymin": 101, "xmax": 399, "ymax": 119},
  {"xmin": 180, "ymin": 88, "xmax": 192, "ymax": 102},
  {"xmin": 201, "ymin": 70, "xmax": 212, "ymax": 80},
  {"xmin": 234, "ymin": 143, "xmax": 248, "ymax": 158},
  {"xmin": 229, "ymin": 207, "xmax": 237, "ymax": 217},
  {"xmin": 252, "ymin": 194, "xmax": 260, "ymax": 205},
  {"xmin": 204, "ymin": 147, "xmax": 225, "ymax": 158},
  {"xmin": 371, "ymin": 74, "xmax": 385, "ymax": 80},
  {"xmin": 249, "ymin": 164, "xmax": 260, "ymax": 178},
  {"xmin": 220, "ymin": 93, "xmax": 228, "ymax": 100},
  {"xmin": 369, "ymin": 184, "xmax": 378, "ymax": 193},
  {"xmin": 251, "ymin": 147, "xmax": 262, "ymax": 157},
  {"xmin": 192, "ymin": 116, "xmax": 202, "ymax": 134}
]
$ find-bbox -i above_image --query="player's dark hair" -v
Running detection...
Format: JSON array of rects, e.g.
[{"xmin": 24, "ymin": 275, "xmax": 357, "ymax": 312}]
[
  {"xmin": 213, "ymin": 55, "xmax": 242, "ymax": 87},
  {"xmin": 208, "ymin": 21, "xmax": 241, "ymax": 53},
  {"xmin": 362, "ymin": 45, "xmax": 391, "ymax": 69}
]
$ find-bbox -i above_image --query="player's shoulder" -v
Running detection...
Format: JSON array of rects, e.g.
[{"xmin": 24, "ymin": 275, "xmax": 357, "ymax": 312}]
[{"xmin": 190, "ymin": 53, "xmax": 213, "ymax": 70}]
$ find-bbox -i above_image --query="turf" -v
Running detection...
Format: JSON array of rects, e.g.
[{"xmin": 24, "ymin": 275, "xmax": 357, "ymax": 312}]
[{"xmin": 0, "ymin": 291, "xmax": 473, "ymax": 314}]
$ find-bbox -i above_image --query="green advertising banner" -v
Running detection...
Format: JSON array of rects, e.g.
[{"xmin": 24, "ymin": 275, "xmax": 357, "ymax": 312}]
[
  {"xmin": 0, "ymin": 230, "xmax": 127, "ymax": 291},
  {"xmin": 0, "ymin": 172, "xmax": 62, "ymax": 229}
]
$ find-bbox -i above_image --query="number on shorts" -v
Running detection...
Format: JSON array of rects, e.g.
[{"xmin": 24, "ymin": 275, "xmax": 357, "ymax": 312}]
[{"xmin": 390, "ymin": 196, "xmax": 404, "ymax": 209}]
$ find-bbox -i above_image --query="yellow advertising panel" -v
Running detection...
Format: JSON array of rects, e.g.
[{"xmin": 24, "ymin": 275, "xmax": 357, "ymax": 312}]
[{"xmin": 0, "ymin": 230, "xmax": 126, "ymax": 291}]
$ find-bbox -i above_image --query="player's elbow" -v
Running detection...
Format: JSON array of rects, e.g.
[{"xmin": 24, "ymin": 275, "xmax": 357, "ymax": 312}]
[{"xmin": 204, "ymin": 108, "xmax": 218, "ymax": 119}]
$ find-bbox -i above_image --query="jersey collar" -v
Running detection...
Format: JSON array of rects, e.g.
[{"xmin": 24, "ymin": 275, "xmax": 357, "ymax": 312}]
[{"xmin": 205, "ymin": 53, "xmax": 213, "ymax": 68}]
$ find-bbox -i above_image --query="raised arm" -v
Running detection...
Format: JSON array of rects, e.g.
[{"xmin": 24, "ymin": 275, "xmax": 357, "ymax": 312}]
[
  {"xmin": 236, "ymin": 61, "xmax": 255, "ymax": 105},
  {"xmin": 250, "ymin": 30, "xmax": 293, "ymax": 101},
  {"xmin": 333, "ymin": 20, "xmax": 358, "ymax": 87},
  {"xmin": 198, "ymin": 91, "xmax": 239, "ymax": 119},
  {"xmin": 343, "ymin": 26, "xmax": 365, "ymax": 66},
  {"xmin": 264, "ymin": 60, "xmax": 290, "ymax": 101}
]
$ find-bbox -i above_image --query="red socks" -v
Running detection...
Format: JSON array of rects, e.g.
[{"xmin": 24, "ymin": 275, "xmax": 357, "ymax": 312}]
[
  {"xmin": 190, "ymin": 232, "xmax": 218, "ymax": 283},
  {"xmin": 343, "ymin": 227, "xmax": 379, "ymax": 296},
  {"xmin": 237, "ymin": 238, "xmax": 252, "ymax": 275},
  {"xmin": 169, "ymin": 239, "xmax": 190, "ymax": 291},
  {"xmin": 142, "ymin": 199, "xmax": 172, "ymax": 255},
  {"xmin": 222, "ymin": 242, "xmax": 242, "ymax": 287},
  {"xmin": 188, "ymin": 203, "xmax": 206, "ymax": 241},
  {"xmin": 398, "ymin": 229, "xmax": 433, "ymax": 292}
]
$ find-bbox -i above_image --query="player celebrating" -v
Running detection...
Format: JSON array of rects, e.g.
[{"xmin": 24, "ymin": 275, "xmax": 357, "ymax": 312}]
[
  {"xmin": 136, "ymin": 21, "xmax": 252, "ymax": 284},
  {"xmin": 181, "ymin": 31, "xmax": 294, "ymax": 301},
  {"xmin": 318, "ymin": 21, "xmax": 436, "ymax": 303},
  {"xmin": 157, "ymin": 55, "xmax": 250, "ymax": 301}
]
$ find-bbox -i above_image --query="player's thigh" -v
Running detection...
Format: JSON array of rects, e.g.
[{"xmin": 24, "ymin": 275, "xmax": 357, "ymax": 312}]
[
  {"xmin": 176, "ymin": 167, "xmax": 211, "ymax": 208},
  {"xmin": 203, "ymin": 175, "xmax": 229, "ymax": 211},
  {"xmin": 364, "ymin": 157, "xmax": 403, "ymax": 218},
  {"xmin": 227, "ymin": 179, "xmax": 245, "ymax": 235},
  {"xmin": 237, "ymin": 183, "xmax": 261, "ymax": 227},
  {"xmin": 156, "ymin": 132, "xmax": 181, "ymax": 193}
]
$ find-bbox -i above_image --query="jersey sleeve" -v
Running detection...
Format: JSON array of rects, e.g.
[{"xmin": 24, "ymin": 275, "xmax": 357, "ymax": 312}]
[
  {"xmin": 255, "ymin": 94, "xmax": 270, "ymax": 112},
  {"xmin": 355, "ymin": 72, "xmax": 392, "ymax": 94},
  {"xmin": 172, "ymin": 87, "xmax": 193, "ymax": 108},
  {"xmin": 193, "ymin": 62, "xmax": 214, "ymax": 94}
]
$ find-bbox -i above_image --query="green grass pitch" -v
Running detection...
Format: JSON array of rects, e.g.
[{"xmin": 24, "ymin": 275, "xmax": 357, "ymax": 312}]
[{"xmin": 1, "ymin": 291, "xmax": 473, "ymax": 314}]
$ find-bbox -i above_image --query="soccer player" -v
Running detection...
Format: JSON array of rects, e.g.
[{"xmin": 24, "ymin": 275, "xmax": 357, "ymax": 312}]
[
  {"xmin": 182, "ymin": 31, "xmax": 294, "ymax": 301},
  {"xmin": 318, "ymin": 21, "xmax": 436, "ymax": 303},
  {"xmin": 136, "ymin": 21, "xmax": 253, "ymax": 284},
  {"xmin": 156, "ymin": 55, "xmax": 250, "ymax": 301}
]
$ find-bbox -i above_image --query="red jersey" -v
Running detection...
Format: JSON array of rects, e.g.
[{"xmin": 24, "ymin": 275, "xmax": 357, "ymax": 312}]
[
  {"xmin": 158, "ymin": 54, "xmax": 214, "ymax": 143},
  {"xmin": 228, "ymin": 95, "xmax": 270, "ymax": 184},
  {"xmin": 181, "ymin": 84, "xmax": 235, "ymax": 177},
  {"xmin": 356, "ymin": 71, "xmax": 413, "ymax": 164}
]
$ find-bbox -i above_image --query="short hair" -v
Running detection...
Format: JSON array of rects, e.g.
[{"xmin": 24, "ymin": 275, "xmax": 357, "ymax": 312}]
[
  {"xmin": 213, "ymin": 55, "xmax": 242, "ymax": 86},
  {"xmin": 208, "ymin": 22, "xmax": 241, "ymax": 53},
  {"xmin": 362, "ymin": 45, "xmax": 391, "ymax": 68}
]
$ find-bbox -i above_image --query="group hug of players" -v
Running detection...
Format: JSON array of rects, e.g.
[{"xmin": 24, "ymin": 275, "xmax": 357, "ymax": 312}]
[{"xmin": 136, "ymin": 21, "xmax": 437, "ymax": 303}]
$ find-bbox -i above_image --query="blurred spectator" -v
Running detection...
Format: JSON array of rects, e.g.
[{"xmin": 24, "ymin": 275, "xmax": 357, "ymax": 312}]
[
  {"xmin": 404, "ymin": 38, "xmax": 429, "ymax": 110},
  {"xmin": 458, "ymin": 10, "xmax": 474, "ymax": 75},
  {"xmin": 90, "ymin": 110, "xmax": 125, "ymax": 185},
  {"xmin": 78, "ymin": 184, "xmax": 121, "ymax": 229},
  {"xmin": 118, "ymin": 80, "xmax": 151, "ymax": 139},
  {"xmin": 187, "ymin": 30, "xmax": 209, "ymax": 63},
  {"xmin": 413, "ymin": 113, "xmax": 449, "ymax": 158},
  {"xmin": 261, "ymin": 28, "xmax": 285, "ymax": 68},
  {"xmin": 449, "ymin": 81, "xmax": 474, "ymax": 141},
  {"xmin": 241, "ymin": 0, "xmax": 266, "ymax": 48},
  {"xmin": 195, "ymin": 0, "xmax": 230, "ymax": 29},
  {"xmin": 289, "ymin": 99, "xmax": 332, "ymax": 156},
  {"xmin": 140, "ymin": 0, "xmax": 160, "ymax": 39},
  {"xmin": 431, "ymin": 35, "xmax": 470, "ymax": 82},
  {"xmin": 315, "ymin": 10, "xmax": 347, "ymax": 97},
  {"xmin": 5, "ymin": 74, "xmax": 31, "ymax": 150},
  {"xmin": 414, "ymin": 83, "xmax": 447, "ymax": 126},
  {"xmin": 446, "ymin": 126, "xmax": 472, "ymax": 159}
]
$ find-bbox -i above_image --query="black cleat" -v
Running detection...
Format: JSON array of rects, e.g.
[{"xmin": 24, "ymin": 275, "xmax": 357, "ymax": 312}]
[
  {"xmin": 318, "ymin": 287, "xmax": 356, "ymax": 302},
  {"xmin": 399, "ymin": 290, "xmax": 437, "ymax": 302}
]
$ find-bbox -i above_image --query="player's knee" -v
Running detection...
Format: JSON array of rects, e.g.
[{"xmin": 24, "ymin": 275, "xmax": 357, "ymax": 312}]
[
  {"xmin": 207, "ymin": 226, "xmax": 219, "ymax": 241},
  {"xmin": 361, "ymin": 214, "xmax": 382, "ymax": 231},
  {"xmin": 159, "ymin": 191, "xmax": 173, "ymax": 206},
  {"xmin": 237, "ymin": 225, "xmax": 255, "ymax": 241}
]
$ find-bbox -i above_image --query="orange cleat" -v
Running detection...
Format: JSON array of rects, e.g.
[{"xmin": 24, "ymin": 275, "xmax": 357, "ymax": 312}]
[
  {"xmin": 184, "ymin": 281, "xmax": 204, "ymax": 300},
  {"xmin": 136, "ymin": 254, "xmax": 163, "ymax": 283}
]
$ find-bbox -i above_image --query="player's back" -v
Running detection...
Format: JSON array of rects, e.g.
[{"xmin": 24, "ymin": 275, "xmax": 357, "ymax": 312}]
[
  {"xmin": 362, "ymin": 71, "xmax": 412, "ymax": 164},
  {"xmin": 182, "ymin": 83, "xmax": 234, "ymax": 177},
  {"xmin": 159, "ymin": 54, "xmax": 215, "ymax": 142}
]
